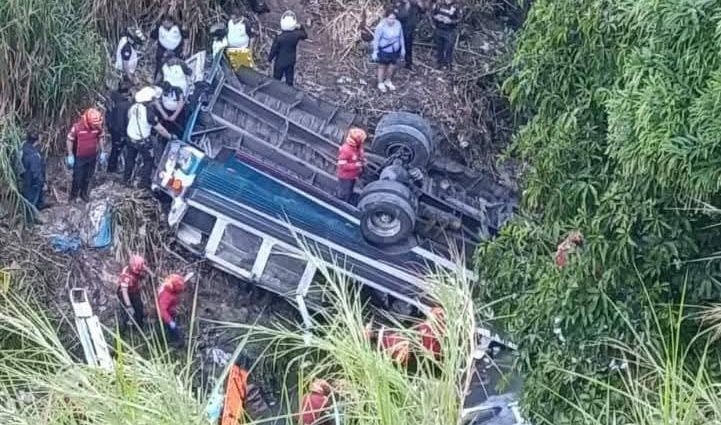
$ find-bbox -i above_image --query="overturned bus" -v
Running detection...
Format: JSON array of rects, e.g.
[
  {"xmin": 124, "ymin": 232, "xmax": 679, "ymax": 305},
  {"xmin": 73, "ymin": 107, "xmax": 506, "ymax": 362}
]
[{"xmin": 152, "ymin": 54, "xmax": 516, "ymax": 336}]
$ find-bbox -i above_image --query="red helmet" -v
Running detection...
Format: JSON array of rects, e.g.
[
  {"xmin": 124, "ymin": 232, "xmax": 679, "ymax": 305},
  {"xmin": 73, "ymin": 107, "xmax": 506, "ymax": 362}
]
[
  {"xmin": 164, "ymin": 273, "xmax": 185, "ymax": 293},
  {"xmin": 346, "ymin": 128, "xmax": 367, "ymax": 147},
  {"xmin": 129, "ymin": 255, "xmax": 145, "ymax": 274},
  {"xmin": 83, "ymin": 108, "xmax": 103, "ymax": 130}
]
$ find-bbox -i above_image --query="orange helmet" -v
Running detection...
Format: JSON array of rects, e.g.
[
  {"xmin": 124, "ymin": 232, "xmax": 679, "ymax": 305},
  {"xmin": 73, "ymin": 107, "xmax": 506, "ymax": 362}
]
[
  {"xmin": 83, "ymin": 108, "xmax": 103, "ymax": 130},
  {"xmin": 346, "ymin": 127, "xmax": 367, "ymax": 147},
  {"xmin": 164, "ymin": 273, "xmax": 185, "ymax": 293},
  {"xmin": 129, "ymin": 255, "xmax": 146, "ymax": 274}
]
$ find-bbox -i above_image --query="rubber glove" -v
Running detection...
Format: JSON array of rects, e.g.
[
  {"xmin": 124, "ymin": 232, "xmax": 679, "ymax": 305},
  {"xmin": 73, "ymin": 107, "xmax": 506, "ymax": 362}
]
[
  {"xmin": 168, "ymin": 320, "xmax": 177, "ymax": 330},
  {"xmin": 65, "ymin": 155, "xmax": 75, "ymax": 169},
  {"xmin": 99, "ymin": 151, "xmax": 108, "ymax": 165}
]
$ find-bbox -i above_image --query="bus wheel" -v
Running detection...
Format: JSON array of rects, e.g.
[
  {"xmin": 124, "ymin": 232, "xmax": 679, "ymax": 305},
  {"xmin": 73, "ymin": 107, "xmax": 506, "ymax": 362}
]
[
  {"xmin": 372, "ymin": 112, "xmax": 435, "ymax": 169},
  {"xmin": 358, "ymin": 187, "xmax": 416, "ymax": 246}
]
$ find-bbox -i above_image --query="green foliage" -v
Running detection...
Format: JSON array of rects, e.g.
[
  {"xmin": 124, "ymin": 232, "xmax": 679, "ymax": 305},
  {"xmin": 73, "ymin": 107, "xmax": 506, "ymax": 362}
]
[
  {"xmin": 0, "ymin": 0, "xmax": 105, "ymax": 219},
  {"xmin": 477, "ymin": 0, "xmax": 721, "ymax": 422},
  {"xmin": 0, "ymin": 0, "xmax": 104, "ymax": 124}
]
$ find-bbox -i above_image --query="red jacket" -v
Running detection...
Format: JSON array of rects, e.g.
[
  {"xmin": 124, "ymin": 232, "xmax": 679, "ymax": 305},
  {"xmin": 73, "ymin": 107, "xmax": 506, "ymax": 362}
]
[
  {"xmin": 157, "ymin": 287, "xmax": 180, "ymax": 324},
  {"xmin": 118, "ymin": 267, "xmax": 143, "ymax": 294},
  {"xmin": 67, "ymin": 121, "xmax": 103, "ymax": 159},
  {"xmin": 336, "ymin": 142, "xmax": 364, "ymax": 180},
  {"xmin": 414, "ymin": 321, "xmax": 441, "ymax": 357},
  {"xmin": 300, "ymin": 391, "xmax": 330, "ymax": 425}
]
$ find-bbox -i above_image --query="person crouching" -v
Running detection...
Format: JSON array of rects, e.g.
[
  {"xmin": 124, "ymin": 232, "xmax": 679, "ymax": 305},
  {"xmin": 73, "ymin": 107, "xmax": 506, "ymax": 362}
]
[{"xmin": 157, "ymin": 273, "xmax": 187, "ymax": 345}]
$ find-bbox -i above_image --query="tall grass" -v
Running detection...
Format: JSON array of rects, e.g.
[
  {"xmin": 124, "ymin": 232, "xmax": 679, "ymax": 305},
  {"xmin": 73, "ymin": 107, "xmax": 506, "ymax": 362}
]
[
  {"xmin": 217, "ymin": 257, "xmax": 479, "ymax": 425},
  {"xmin": 0, "ymin": 113, "xmax": 26, "ymax": 220},
  {"xmin": 0, "ymin": 253, "xmax": 481, "ymax": 424},
  {"xmin": 0, "ymin": 0, "xmax": 104, "ymax": 126}
]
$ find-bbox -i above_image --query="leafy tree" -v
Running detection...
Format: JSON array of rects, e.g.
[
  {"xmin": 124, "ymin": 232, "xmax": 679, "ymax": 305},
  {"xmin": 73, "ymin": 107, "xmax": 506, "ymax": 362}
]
[{"xmin": 477, "ymin": 0, "xmax": 721, "ymax": 422}]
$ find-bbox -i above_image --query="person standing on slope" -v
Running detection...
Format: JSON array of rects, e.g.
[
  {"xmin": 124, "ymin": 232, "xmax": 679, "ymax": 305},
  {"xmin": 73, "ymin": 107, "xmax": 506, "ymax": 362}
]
[
  {"xmin": 65, "ymin": 108, "xmax": 107, "ymax": 202},
  {"xmin": 268, "ymin": 11, "xmax": 307, "ymax": 86}
]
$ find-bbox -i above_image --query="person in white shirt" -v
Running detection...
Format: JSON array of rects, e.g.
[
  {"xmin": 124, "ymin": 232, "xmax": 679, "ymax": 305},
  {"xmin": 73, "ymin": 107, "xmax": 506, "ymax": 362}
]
[
  {"xmin": 226, "ymin": 8, "xmax": 255, "ymax": 70},
  {"xmin": 156, "ymin": 50, "xmax": 193, "ymax": 97},
  {"xmin": 150, "ymin": 15, "xmax": 188, "ymax": 78},
  {"xmin": 114, "ymin": 27, "xmax": 145, "ymax": 82}
]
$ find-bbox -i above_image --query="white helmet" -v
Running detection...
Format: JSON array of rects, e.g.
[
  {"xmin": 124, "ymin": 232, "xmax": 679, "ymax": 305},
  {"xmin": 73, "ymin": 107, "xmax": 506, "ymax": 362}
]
[
  {"xmin": 280, "ymin": 10, "xmax": 297, "ymax": 31},
  {"xmin": 135, "ymin": 86, "xmax": 162, "ymax": 103}
]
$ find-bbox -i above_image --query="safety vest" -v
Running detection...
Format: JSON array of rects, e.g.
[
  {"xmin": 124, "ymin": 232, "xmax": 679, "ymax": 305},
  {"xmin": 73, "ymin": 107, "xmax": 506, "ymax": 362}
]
[
  {"xmin": 227, "ymin": 20, "xmax": 250, "ymax": 49},
  {"xmin": 127, "ymin": 103, "xmax": 152, "ymax": 141},
  {"xmin": 162, "ymin": 64, "xmax": 189, "ymax": 96},
  {"xmin": 114, "ymin": 37, "xmax": 139, "ymax": 74},
  {"xmin": 159, "ymin": 25, "xmax": 182, "ymax": 50},
  {"xmin": 75, "ymin": 124, "xmax": 101, "ymax": 158}
]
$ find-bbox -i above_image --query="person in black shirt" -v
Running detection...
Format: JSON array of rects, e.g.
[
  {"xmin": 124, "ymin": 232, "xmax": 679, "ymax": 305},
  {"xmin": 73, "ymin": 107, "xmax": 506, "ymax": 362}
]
[
  {"xmin": 150, "ymin": 15, "xmax": 189, "ymax": 79},
  {"xmin": 20, "ymin": 130, "xmax": 47, "ymax": 218},
  {"xmin": 395, "ymin": 0, "xmax": 425, "ymax": 70},
  {"xmin": 268, "ymin": 11, "xmax": 308, "ymax": 86},
  {"xmin": 432, "ymin": 0, "xmax": 461, "ymax": 70},
  {"xmin": 106, "ymin": 81, "xmax": 132, "ymax": 173}
]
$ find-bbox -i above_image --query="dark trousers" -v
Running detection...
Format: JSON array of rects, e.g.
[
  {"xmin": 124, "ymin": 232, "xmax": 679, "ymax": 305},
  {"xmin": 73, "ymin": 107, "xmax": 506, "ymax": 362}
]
[
  {"xmin": 337, "ymin": 178, "xmax": 356, "ymax": 203},
  {"xmin": 22, "ymin": 184, "xmax": 44, "ymax": 223},
  {"xmin": 107, "ymin": 133, "xmax": 126, "ymax": 173},
  {"xmin": 70, "ymin": 156, "xmax": 96, "ymax": 200},
  {"xmin": 124, "ymin": 140, "xmax": 154, "ymax": 188},
  {"xmin": 403, "ymin": 25, "xmax": 416, "ymax": 67},
  {"xmin": 117, "ymin": 288, "xmax": 145, "ymax": 330},
  {"xmin": 161, "ymin": 107, "xmax": 187, "ymax": 138},
  {"xmin": 273, "ymin": 62, "xmax": 296, "ymax": 86},
  {"xmin": 435, "ymin": 28, "xmax": 457, "ymax": 67},
  {"xmin": 164, "ymin": 322, "xmax": 182, "ymax": 344}
]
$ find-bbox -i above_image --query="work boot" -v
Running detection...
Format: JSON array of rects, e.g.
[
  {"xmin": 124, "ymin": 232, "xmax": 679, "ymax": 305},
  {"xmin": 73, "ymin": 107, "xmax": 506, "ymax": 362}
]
[{"xmin": 384, "ymin": 80, "xmax": 396, "ymax": 91}]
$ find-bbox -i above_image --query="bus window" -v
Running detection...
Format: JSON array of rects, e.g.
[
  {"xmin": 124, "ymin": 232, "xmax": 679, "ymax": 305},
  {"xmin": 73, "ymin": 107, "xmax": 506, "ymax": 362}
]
[
  {"xmin": 215, "ymin": 224, "xmax": 262, "ymax": 271},
  {"xmin": 259, "ymin": 245, "xmax": 307, "ymax": 296},
  {"xmin": 177, "ymin": 206, "xmax": 216, "ymax": 251}
]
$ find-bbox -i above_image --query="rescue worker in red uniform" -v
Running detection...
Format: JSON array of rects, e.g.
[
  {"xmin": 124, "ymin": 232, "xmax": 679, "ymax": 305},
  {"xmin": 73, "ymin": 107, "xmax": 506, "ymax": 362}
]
[
  {"xmin": 414, "ymin": 307, "xmax": 444, "ymax": 359},
  {"xmin": 117, "ymin": 255, "xmax": 147, "ymax": 330},
  {"xmin": 300, "ymin": 379, "xmax": 333, "ymax": 425},
  {"xmin": 66, "ymin": 108, "xmax": 107, "ymax": 202},
  {"xmin": 157, "ymin": 273, "xmax": 186, "ymax": 344},
  {"xmin": 364, "ymin": 322, "xmax": 412, "ymax": 365},
  {"xmin": 336, "ymin": 128, "xmax": 367, "ymax": 203}
]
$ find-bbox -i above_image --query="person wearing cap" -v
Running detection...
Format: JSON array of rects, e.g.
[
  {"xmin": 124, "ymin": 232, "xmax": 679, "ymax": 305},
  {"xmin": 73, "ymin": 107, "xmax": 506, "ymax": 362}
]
[
  {"xmin": 20, "ymin": 129, "xmax": 47, "ymax": 214},
  {"xmin": 118, "ymin": 254, "xmax": 148, "ymax": 330},
  {"xmin": 106, "ymin": 81, "xmax": 133, "ymax": 173},
  {"xmin": 114, "ymin": 27, "xmax": 145, "ymax": 82},
  {"xmin": 157, "ymin": 273, "xmax": 186, "ymax": 343},
  {"xmin": 226, "ymin": 8, "xmax": 255, "ymax": 70},
  {"xmin": 66, "ymin": 108, "xmax": 107, "ymax": 202},
  {"xmin": 151, "ymin": 14, "xmax": 189, "ymax": 78},
  {"xmin": 336, "ymin": 127, "xmax": 367, "ymax": 203},
  {"xmin": 154, "ymin": 81, "xmax": 187, "ymax": 138},
  {"xmin": 126, "ymin": 86, "xmax": 173, "ymax": 188},
  {"xmin": 268, "ymin": 11, "xmax": 307, "ymax": 86}
]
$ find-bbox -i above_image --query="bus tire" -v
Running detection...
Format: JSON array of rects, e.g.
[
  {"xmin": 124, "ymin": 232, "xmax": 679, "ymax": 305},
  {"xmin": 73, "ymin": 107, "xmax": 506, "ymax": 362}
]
[
  {"xmin": 372, "ymin": 112, "xmax": 435, "ymax": 168},
  {"xmin": 358, "ymin": 191, "xmax": 416, "ymax": 246}
]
